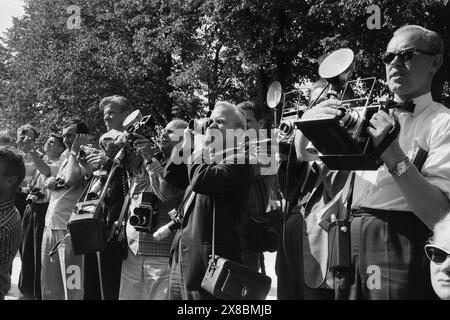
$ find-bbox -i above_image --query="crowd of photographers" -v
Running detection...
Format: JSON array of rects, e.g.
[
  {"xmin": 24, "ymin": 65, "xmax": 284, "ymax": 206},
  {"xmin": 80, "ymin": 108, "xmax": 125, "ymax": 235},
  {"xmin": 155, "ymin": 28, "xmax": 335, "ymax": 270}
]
[{"xmin": 1, "ymin": 24, "xmax": 450, "ymax": 301}]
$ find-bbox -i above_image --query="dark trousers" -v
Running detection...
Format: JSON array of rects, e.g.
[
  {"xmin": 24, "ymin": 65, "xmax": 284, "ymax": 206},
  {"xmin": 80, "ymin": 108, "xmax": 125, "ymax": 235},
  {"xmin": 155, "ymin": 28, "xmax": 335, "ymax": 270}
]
[
  {"xmin": 276, "ymin": 213, "xmax": 334, "ymax": 300},
  {"xmin": 83, "ymin": 250, "xmax": 123, "ymax": 300},
  {"xmin": 18, "ymin": 202, "xmax": 48, "ymax": 299},
  {"xmin": 335, "ymin": 208, "xmax": 437, "ymax": 300},
  {"xmin": 168, "ymin": 242, "xmax": 215, "ymax": 300}
]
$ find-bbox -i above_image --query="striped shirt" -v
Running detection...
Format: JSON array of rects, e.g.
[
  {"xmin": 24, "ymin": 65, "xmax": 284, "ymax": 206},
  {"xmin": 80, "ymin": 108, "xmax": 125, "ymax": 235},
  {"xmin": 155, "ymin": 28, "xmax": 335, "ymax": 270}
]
[{"xmin": 0, "ymin": 199, "xmax": 22, "ymax": 299}]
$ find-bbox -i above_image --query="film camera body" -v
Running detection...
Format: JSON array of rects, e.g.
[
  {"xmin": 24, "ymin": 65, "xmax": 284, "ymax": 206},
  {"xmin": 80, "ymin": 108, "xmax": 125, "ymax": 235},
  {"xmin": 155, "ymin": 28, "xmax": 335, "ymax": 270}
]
[
  {"xmin": 26, "ymin": 187, "xmax": 45, "ymax": 204},
  {"xmin": 266, "ymin": 82, "xmax": 310, "ymax": 155},
  {"xmin": 129, "ymin": 192, "xmax": 159, "ymax": 233},
  {"xmin": 189, "ymin": 111, "xmax": 213, "ymax": 135},
  {"xmin": 117, "ymin": 110, "xmax": 159, "ymax": 175},
  {"xmin": 295, "ymin": 48, "xmax": 400, "ymax": 170}
]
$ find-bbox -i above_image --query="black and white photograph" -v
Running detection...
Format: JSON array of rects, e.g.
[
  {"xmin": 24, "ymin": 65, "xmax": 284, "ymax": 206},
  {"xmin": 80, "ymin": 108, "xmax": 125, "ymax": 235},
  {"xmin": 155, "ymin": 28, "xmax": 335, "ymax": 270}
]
[{"xmin": 1, "ymin": 0, "xmax": 450, "ymax": 312}]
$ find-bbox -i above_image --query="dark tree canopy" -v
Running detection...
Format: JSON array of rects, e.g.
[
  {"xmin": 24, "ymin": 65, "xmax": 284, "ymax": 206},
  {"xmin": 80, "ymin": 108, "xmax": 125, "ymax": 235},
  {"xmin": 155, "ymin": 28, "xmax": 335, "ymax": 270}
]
[{"xmin": 1, "ymin": 0, "xmax": 450, "ymax": 145}]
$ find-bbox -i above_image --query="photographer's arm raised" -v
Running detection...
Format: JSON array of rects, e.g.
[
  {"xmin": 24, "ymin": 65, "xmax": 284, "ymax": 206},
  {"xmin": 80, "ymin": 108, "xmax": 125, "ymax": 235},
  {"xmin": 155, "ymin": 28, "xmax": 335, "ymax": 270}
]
[
  {"xmin": 65, "ymin": 134, "xmax": 88, "ymax": 187},
  {"xmin": 368, "ymin": 110, "xmax": 450, "ymax": 229},
  {"xmin": 22, "ymin": 137, "xmax": 51, "ymax": 177}
]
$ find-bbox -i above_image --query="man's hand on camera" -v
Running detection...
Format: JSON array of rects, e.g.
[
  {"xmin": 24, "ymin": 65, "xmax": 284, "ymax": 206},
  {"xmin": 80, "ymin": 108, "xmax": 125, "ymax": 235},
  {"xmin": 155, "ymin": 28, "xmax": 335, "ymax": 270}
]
[
  {"xmin": 71, "ymin": 134, "xmax": 90, "ymax": 154},
  {"xmin": 105, "ymin": 142, "xmax": 121, "ymax": 159},
  {"xmin": 301, "ymin": 99, "xmax": 343, "ymax": 120},
  {"xmin": 44, "ymin": 176, "xmax": 57, "ymax": 191},
  {"xmin": 85, "ymin": 150, "xmax": 107, "ymax": 168},
  {"xmin": 133, "ymin": 134, "xmax": 158, "ymax": 162},
  {"xmin": 181, "ymin": 127, "xmax": 195, "ymax": 151},
  {"xmin": 77, "ymin": 153, "xmax": 95, "ymax": 175},
  {"xmin": 22, "ymin": 136, "xmax": 35, "ymax": 153},
  {"xmin": 367, "ymin": 110, "xmax": 405, "ymax": 169}
]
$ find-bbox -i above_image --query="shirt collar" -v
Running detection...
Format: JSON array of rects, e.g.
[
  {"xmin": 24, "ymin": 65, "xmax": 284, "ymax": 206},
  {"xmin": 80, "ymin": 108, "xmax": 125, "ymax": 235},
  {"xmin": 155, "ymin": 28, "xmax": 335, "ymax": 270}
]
[{"xmin": 395, "ymin": 92, "xmax": 433, "ymax": 117}]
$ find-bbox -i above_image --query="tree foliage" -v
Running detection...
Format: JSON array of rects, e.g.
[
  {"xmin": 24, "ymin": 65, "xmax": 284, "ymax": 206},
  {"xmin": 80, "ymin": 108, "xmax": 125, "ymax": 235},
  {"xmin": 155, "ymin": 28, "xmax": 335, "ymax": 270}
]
[{"xmin": 1, "ymin": 0, "xmax": 450, "ymax": 144}]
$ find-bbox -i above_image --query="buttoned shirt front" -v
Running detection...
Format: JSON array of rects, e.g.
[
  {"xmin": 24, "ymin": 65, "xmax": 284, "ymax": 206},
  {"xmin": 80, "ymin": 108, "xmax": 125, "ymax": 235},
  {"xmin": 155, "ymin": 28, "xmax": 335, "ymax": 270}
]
[
  {"xmin": 126, "ymin": 158, "xmax": 184, "ymax": 257},
  {"xmin": 45, "ymin": 150, "xmax": 86, "ymax": 230},
  {"xmin": 352, "ymin": 92, "xmax": 450, "ymax": 211}
]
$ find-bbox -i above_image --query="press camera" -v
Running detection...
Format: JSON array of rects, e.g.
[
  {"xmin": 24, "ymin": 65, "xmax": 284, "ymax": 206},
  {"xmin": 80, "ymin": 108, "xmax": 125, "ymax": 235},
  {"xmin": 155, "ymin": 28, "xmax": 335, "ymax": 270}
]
[
  {"xmin": 295, "ymin": 48, "xmax": 399, "ymax": 170},
  {"xmin": 129, "ymin": 192, "xmax": 158, "ymax": 233},
  {"xmin": 266, "ymin": 82, "xmax": 310, "ymax": 155}
]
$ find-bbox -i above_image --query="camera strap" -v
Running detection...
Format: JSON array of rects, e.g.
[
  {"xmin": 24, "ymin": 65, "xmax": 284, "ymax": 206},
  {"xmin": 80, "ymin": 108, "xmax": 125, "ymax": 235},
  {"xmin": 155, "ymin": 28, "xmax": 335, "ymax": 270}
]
[{"xmin": 339, "ymin": 172, "xmax": 355, "ymax": 221}]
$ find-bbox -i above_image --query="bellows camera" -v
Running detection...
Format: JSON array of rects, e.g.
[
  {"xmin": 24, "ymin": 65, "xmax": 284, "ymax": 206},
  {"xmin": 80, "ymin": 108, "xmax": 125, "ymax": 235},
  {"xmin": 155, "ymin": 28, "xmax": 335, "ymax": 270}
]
[
  {"xmin": 295, "ymin": 48, "xmax": 399, "ymax": 170},
  {"xmin": 129, "ymin": 192, "xmax": 158, "ymax": 233}
]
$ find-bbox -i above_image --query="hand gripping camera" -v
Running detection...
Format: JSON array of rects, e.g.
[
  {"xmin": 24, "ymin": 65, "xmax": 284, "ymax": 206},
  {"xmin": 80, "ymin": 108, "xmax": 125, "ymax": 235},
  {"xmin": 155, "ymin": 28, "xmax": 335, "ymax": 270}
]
[
  {"xmin": 26, "ymin": 187, "xmax": 45, "ymax": 204},
  {"xmin": 295, "ymin": 48, "xmax": 400, "ymax": 170},
  {"xmin": 116, "ymin": 110, "xmax": 158, "ymax": 175},
  {"xmin": 129, "ymin": 192, "xmax": 159, "ymax": 233},
  {"xmin": 153, "ymin": 208, "xmax": 183, "ymax": 241},
  {"xmin": 266, "ymin": 81, "xmax": 310, "ymax": 155},
  {"xmin": 189, "ymin": 111, "xmax": 213, "ymax": 135}
]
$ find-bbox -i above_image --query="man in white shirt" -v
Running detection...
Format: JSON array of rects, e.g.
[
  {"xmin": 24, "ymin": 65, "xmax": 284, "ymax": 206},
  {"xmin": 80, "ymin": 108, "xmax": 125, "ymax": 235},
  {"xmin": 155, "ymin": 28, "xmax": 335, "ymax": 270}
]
[
  {"xmin": 41, "ymin": 120, "xmax": 89, "ymax": 300},
  {"xmin": 296, "ymin": 25, "xmax": 450, "ymax": 299}
]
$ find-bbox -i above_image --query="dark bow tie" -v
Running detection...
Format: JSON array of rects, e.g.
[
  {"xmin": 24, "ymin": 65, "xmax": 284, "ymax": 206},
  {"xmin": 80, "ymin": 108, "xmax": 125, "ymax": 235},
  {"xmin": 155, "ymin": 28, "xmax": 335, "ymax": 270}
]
[{"xmin": 385, "ymin": 100, "xmax": 416, "ymax": 113}]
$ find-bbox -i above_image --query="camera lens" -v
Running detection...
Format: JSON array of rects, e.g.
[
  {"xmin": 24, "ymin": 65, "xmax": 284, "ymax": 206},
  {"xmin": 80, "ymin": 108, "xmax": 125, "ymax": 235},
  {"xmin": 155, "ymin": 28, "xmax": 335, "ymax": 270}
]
[
  {"xmin": 129, "ymin": 214, "xmax": 146, "ymax": 227},
  {"xmin": 338, "ymin": 107, "xmax": 359, "ymax": 129},
  {"xmin": 279, "ymin": 121, "xmax": 293, "ymax": 138}
]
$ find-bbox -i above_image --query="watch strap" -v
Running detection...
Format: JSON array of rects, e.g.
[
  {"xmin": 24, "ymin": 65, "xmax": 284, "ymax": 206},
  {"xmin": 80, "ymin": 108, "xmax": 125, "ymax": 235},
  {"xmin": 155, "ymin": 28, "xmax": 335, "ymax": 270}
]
[{"xmin": 388, "ymin": 157, "xmax": 411, "ymax": 176}]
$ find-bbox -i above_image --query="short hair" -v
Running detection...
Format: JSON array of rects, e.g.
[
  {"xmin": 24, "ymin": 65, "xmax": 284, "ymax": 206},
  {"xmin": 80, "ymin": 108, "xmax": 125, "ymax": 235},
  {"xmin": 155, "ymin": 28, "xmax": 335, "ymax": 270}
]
[
  {"xmin": 0, "ymin": 134, "xmax": 13, "ymax": 146},
  {"xmin": 394, "ymin": 25, "xmax": 444, "ymax": 55},
  {"xmin": 49, "ymin": 133, "xmax": 66, "ymax": 150},
  {"xmin": 167, "ymin": 119, "xmax": 188, "ymax": 130},
  {"xmin": 430, "ymin": 212, "xmax": 450, "ymax": 244},
  {"xmin": 63, "ymin": 119, "xmax": 89, "ymax": 134},
  {"xmin": 214, "ymin": 101, "xmax": 247, "ymax": 130},
  {"xmin": 17, "ymin": 124, "xmax": 39, "ymax": 140},
  {"xmin": 0, "ymin": 146, "xmax": 26, "ymax": 189},
  {"xmin": 98, "ymin": 95, "xmax": 132, "ymax": 114},
  {"xmin": 237, "ymin": 101, "xmax": 264, "ymax": 121}
]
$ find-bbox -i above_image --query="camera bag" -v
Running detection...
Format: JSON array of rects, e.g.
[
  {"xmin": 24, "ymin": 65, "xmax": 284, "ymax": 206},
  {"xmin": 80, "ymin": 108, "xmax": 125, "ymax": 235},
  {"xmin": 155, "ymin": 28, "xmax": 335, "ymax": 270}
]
[
  {"xmin": 68, "ymin": 199, "xmax": 107, "ymax": 255},
  {"xmin": 201, "ymin": 198, "xmax": 272, "ymax": 300}
]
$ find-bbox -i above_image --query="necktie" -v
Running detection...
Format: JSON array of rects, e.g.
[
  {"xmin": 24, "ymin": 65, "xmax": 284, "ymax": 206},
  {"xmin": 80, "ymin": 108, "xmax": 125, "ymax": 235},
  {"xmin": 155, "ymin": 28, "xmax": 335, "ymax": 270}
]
[{"xmin": 385, "ymin": 99, "xmax": 416, "ymax": 113}]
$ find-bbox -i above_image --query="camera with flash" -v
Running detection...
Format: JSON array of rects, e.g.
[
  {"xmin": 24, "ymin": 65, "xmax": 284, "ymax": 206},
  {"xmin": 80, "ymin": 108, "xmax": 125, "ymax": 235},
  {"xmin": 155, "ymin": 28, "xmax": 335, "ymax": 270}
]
[
  {"xmin": 295, "ymin": 48, "xmax": 399, "ymax": 170},
  {"xmin": 266, "ymin": 82, "xmax": 309, "ymax": 155}
]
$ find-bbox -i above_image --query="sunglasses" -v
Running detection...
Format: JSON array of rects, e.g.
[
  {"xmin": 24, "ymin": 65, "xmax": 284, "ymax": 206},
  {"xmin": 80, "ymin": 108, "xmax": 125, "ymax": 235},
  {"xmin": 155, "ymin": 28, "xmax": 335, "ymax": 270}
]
[
  {"xmin": 424, "ymin": 244, "xmax": 450, "ymax": 264},
  {"xmin": 381, "ymin": 48, "xmax": 436, "ymax": 64}
]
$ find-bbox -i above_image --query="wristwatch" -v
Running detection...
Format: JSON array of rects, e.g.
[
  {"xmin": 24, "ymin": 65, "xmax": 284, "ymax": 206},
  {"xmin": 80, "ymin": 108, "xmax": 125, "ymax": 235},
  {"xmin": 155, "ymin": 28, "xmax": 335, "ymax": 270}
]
[
  {"xmin": 70, "ymin": 150, "xmax": 78, "ymax": 157},
  {"xmin": 388, "ymin": 157, "xmax": 411, "ymax": 177}
]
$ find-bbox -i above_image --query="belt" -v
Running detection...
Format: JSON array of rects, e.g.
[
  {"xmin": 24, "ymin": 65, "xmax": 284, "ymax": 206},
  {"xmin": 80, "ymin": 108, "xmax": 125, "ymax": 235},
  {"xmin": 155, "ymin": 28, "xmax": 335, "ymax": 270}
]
[{"xmin": 352, "ymin": 207, "xmax": 413, "ymax": 217}]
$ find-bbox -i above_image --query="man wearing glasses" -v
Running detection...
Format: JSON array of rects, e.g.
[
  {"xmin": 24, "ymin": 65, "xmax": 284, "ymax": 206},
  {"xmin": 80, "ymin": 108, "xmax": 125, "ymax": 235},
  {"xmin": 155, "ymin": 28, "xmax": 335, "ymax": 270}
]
[{"xmin": 295, "ymin": 25, "xmax": 450, "ymax": 299}]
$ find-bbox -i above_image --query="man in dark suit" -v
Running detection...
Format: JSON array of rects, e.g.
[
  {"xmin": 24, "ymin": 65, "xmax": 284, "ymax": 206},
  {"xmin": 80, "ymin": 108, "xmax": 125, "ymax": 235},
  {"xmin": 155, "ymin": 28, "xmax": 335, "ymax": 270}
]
[{"xmin": 166, "ymin": 101, "xmax": 253, "ymax": 300}]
